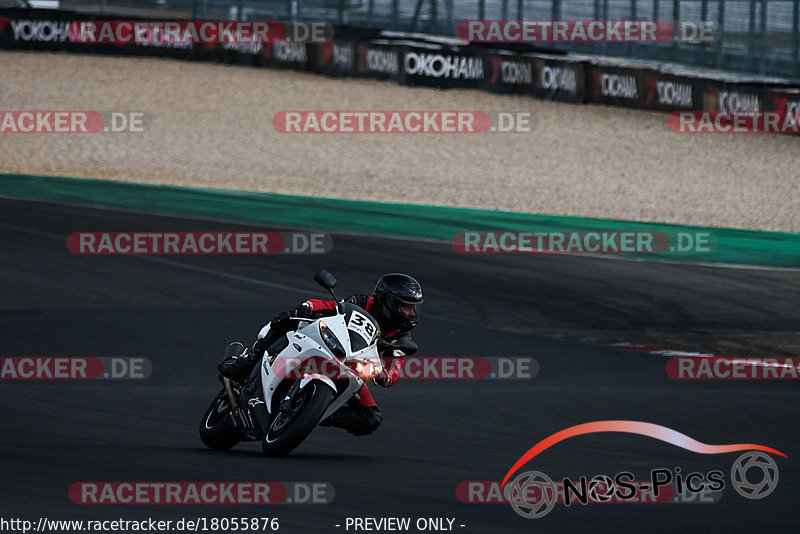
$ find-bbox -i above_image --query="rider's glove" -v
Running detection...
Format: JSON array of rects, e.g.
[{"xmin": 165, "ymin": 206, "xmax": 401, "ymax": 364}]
[
  {"xmin": 373, "ymin": 358, "xmax": 406, "ymax": 387},
  {"xmin": 374, "ymin": 368, "xmax": 391, "ymax": 387}
]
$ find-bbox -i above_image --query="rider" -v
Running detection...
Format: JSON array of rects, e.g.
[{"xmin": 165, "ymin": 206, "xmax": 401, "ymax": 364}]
[{"xmin": 218, "ymin": 273, "xmax": 423, "ymax": 436}]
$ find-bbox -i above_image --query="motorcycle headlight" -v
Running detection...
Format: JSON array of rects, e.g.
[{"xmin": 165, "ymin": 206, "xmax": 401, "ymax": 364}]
[{"xmin": 319, "ymin": 321, "xmax": 346, "ymax": 359}]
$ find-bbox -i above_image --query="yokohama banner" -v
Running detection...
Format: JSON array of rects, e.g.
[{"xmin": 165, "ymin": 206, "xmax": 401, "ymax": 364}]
[
  {"xmin": 262, "ymin": 40, "xmax": 315, "ymax": 69},
  {"xmin": 400, "ymin": 43, "xmax": 486, "ymax": 89},
  {"xmin": 0, "ymin": 8, "xmax": 206, "ymax": 59},
  {"xmin": 315, "ymin": 39, "xmax": 356, "ymax": 76},
  {"xmin": 586, "ymin": 64, "xmax": 646, "ymax": 107},
  {"xmin": 1, "ymin": 7, "xmax": 798, "ymax": 127},
  {"xmin": 531, "ymin": 54, "xmax": 586, "ymax": 103},
  {"xmin": 702, "ymin": 82, "xmax": 764, "ymax": 112},
  {"xmin": 483, "ymin": 50, "xmax": 536, "ymax": 94},
  {"xmin": 762, "ymin": 86, "xmax": 800, "ymax": 113},
  {"xmin": 355, "ymin": 40, "xmax": 402, "ymax": 81},
  {"xmin": 641, "ymin": 71, "xmax": 702, "ymax": 111}
]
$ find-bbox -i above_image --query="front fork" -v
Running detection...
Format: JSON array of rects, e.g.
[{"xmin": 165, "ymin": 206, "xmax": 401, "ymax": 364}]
[{"xmin": 278, "ymin": 380, "xmax": 302, "ymax": 413}]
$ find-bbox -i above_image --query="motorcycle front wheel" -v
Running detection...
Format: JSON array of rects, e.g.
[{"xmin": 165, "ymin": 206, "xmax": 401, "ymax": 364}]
[{"xmin": 261, "ymin": 381, "xmax": 334, "ymax": 457}]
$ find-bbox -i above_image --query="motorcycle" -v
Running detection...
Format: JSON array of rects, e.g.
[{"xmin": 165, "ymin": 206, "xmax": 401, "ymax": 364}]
[{"xmin": 199, "ymin": 269, "xmax": 413, "ymax": 456}]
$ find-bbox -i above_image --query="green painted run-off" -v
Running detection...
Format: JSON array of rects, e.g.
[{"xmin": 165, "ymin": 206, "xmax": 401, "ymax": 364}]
[{"xmin": 1, "ymin": 173, "xmax": 798, "ymax": 267}]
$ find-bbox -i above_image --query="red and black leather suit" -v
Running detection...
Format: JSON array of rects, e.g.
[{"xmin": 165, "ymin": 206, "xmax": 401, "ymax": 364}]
[{"xmin": 224, "ymin": 294, "xmax": 417, "ymax": 436}]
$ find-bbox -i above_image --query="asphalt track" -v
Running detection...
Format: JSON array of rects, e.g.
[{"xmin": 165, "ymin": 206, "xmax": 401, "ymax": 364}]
[{"xmin": 0, "ymin": 197, "xmax": 798, "ymax": 533}]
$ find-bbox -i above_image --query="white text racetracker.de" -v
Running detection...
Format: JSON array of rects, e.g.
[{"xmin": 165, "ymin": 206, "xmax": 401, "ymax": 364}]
[{"xmin": 341, "ymin": 517, "xmax": 461, "ymax": 531}]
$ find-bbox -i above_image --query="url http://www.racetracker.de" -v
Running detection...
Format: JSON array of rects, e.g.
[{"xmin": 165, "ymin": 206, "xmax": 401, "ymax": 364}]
[{"xmin": 0, "ymin": 516, "xmax": 281, "ymax": 532}]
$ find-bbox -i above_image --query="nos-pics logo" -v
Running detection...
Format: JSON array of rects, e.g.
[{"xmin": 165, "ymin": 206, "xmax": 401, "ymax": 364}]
[{"xmin": 500, "ymin": 420, "xmax": 783, "ymax": 519}]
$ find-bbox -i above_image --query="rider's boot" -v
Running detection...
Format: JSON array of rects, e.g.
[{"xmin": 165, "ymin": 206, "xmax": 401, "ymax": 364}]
[
  {"xmin": 217, "ymin": 347, "xmax": 259, "ymax": 383},
  {"xmin": 218, "ymin": 311, "xmax": 293, "ymax": 383},
  {"xmin": 319, "ymin": 403, "xmax": 383, "ymax": 436}
]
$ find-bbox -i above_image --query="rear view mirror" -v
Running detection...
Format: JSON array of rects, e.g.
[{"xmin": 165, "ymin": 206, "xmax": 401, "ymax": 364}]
[{"xmin": 314, "ymin": 269, "xmax": 338, "ymax": 290}]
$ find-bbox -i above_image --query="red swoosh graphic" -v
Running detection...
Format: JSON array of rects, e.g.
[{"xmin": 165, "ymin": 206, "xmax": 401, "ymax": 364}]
[{"xmin": 501, "ymin": 420, "xmax": 786, "ymax": 486}]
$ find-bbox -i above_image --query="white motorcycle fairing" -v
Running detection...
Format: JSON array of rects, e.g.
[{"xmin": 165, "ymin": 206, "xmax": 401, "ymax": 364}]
[{"xmin": 259, "ymin": 309, "xmax": 383, "ymax": 422}]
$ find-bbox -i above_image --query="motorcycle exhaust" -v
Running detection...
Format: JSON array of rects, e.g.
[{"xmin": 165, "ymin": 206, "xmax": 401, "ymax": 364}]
[{"xmin": 223, "ymin": 377, "xmax": 239, "ymax": 408}]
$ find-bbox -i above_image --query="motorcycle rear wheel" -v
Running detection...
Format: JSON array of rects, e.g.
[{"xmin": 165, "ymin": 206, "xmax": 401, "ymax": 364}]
[{"xmin": 199, "ymin": 388, "xmax": 241, "ymax": 450}]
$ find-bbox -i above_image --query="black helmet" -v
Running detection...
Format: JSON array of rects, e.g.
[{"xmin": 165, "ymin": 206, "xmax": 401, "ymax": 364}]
[{"xmin": 373, "ymin": 273, "xmax": 423, "ymax": 331}]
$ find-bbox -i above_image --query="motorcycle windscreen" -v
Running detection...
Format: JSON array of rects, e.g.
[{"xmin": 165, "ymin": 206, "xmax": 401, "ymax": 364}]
[{"xmin": 343, "ymin": 303, "xmax": 380, "ymax": 353}]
